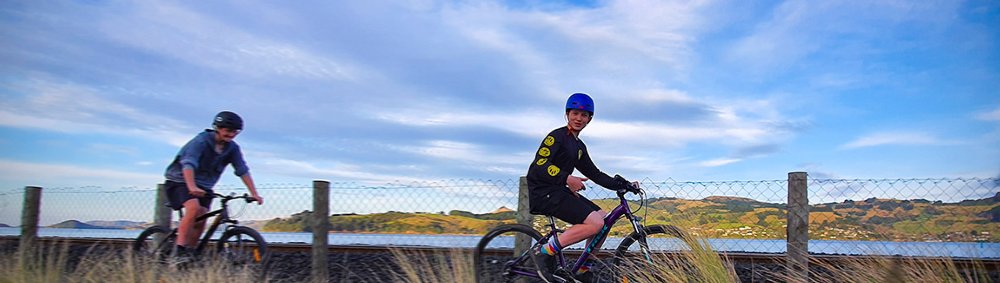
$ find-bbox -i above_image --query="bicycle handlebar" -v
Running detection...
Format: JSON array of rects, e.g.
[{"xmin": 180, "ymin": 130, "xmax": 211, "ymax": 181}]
[
  {"xmin": 612, "ymin": 174, "xmax": 642, "ymax": 195},
  {"xmin": 616, "ymin": 185, "xmax": 642, "ymax": 195},
  {"xmin": 210, "ymin": 192, "xmax": 258, "ymax": 204}
]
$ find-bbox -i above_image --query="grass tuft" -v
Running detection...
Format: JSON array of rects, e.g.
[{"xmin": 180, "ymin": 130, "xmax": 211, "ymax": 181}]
[
  {"xmin": 391, "ymin": 248, "xmax": 475, "ymax": 283},
  {"xmin": 1, "ymin": 241, "xmax": 263, "ymax": 283}
]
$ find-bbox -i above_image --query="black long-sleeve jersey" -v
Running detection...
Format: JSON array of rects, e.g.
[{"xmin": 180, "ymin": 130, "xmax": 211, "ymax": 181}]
[{"xmin": 526, "ymin": 126, "xmax": 618, "ymax": 209}]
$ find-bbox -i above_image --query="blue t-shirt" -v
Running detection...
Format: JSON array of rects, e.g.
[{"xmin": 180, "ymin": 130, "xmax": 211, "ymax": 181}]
[{"xmin": 164, "ymin": 130, "xmax": 249, "ymax": 189}]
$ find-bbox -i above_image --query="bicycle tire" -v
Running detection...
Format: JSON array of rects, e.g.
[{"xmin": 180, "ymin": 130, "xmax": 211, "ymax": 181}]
[
  {"xmin": 216, "ymin": 226, "xmax": 270, "ymax": 278},
  {"xmin": 133, "ymin": 225, "xmax": 176, "ymax": 261},
  {"xmin": 474, "ymin": 224, "xmax": 545, "ymax": 283},
  {"xmin": 610, "ymin": 224, "xmax": 689, "ymax": 281}
]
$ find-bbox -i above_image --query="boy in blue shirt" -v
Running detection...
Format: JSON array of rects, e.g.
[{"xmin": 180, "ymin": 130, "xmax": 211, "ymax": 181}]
[{"xmin": 164, "ymin": 111, "xmax": 263, "ymax": 254}]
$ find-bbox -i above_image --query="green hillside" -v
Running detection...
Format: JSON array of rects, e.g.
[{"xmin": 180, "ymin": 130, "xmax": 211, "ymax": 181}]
[{"xmin": 262, "ymin": 193, "xmax": 999, "ymax": 242}]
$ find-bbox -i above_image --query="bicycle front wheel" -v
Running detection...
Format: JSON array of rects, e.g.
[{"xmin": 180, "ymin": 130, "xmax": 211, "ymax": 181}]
[
  {"xmin": 474, "ymin": 224, "xmax": 544, "ymax": 283},
  {"xmin": 217, "ymin": 226, "xmax": 270, "ymax": 276},
  {"xmin": 611, "ymin": 224, "xmax": 691, "ymax": 281},
  {"xmin": 133, "ymin": 225, "xmax": 176, "ymax": 261}
]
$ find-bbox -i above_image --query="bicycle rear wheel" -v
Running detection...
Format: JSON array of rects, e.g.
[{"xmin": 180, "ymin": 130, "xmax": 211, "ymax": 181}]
[
  {"xmin": 611, "ymin": 224, "xmax": 691, "ymax": 281},
  {"xmin": 216, "ymin": 226, "xmax": 270, "ymax": 277},
  {"xmin": 133, "ymin": 225, "xmax": 176, "ymax": 261},
  {"xmin": 474, "ymin": 224, "xmax": 545, "ymax": 283}
]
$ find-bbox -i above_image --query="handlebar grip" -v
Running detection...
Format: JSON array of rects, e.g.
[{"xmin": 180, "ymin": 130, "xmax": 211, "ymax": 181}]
[{"xmin": 241, "ymin": 193, "xmax": 255, "ymax": 203}]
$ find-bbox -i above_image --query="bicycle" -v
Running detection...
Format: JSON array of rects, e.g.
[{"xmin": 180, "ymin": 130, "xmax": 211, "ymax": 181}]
[
  {"xmin": 474, "ymin": 178, "xmax": 691, "ymax": 283},
  {"xmin": 133, "ymin": 192, "xmax": 270, "ymax": 276}
]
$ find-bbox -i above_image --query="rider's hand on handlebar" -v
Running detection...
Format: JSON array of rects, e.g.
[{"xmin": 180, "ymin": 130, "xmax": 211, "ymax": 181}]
[
  {"xmin": 627, "ymin": 181, "xmax": 641, "ymax": 194},
  {"xmin": 251, "ymin": 195, "xmax": 264, "ymax": 205},
  {"xmin": 613, "ymin": 174, "xmax": 641, "ymax": 194}
]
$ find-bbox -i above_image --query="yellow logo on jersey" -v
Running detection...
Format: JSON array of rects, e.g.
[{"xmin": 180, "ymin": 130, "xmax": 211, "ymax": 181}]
[
  {"xmin": 578, "ymin": 149, "xmax": 582, "ymax": 159},
  {"xmin": 544, "ymin": 136, "xmax": 555, "ymax": 146},
  {"xmin": 536, "ymin": 158, "xmax": 548, "ymax": 166},
  {"xmin": 547, "ymin": 165, "xmax": 560, "ymax": 176},
  {"xmin": 538, "ymin": 147, "xmax": 551, "ymax": 157}
]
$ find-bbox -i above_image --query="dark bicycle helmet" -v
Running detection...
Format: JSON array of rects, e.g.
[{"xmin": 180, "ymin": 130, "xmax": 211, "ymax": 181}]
[
  {"xmin": 566, "ymin": 93, "xmax": 595, "ymax": 116},
  {"xmin": 213, "ymin": 111, "xmax": 243, "ymax": 130}
]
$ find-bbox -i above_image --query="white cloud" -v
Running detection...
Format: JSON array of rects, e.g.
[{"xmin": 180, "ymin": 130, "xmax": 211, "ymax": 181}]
[
  {"xmin": 634, "ymin": 88, "xmax": 695, "ymax": 104},
  {"xmin": 443, "ymin": 0, "xmax": 702, "ymax": 80},
  {"xmin": 2, "ymin": 0, "xmax": 995, "ymax": 189},
  {"xmin": 98, "ymin": 2, "xmax": 362, "ymax": 81},
  {"xmin": 0, "ymin": 160, "xmax": 161, "ymax": 188},
  {"xmin": 254, "ymin": 158, "xmax": 410, "ymax": 183},
  {"xmin": 840, "ymin": 132, "xmax": 950, "ymax": 149},
  {"xmin": 374, "ymin": 107, "xmax": 557, "ymax": 138},
  {"xmin": 0, "ymin": 78, "xmax": 193, "ymax": 146},
  {"xmin": 976, "ymin": 106, "xmax": 1000, "ymax": 121},
  {"xmin": 393, "ymin": 140, "xmax": 525, "ymax": 167},
  {"xmin": 699, "ymin": 158, "xmax": 741, "ymax": 167},
  {"xmin": 725, "ymin": 1, "xmax": 958, "ymax": 75}
]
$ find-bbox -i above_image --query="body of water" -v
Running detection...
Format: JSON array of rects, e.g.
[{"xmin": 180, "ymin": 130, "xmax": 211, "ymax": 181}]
[{"xmin": 1, "ymin": 227, "xmax": 996, "ymax": 258}]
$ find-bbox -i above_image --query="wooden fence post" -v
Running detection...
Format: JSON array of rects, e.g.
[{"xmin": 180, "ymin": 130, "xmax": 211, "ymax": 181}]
[
  {"xmin": 154, "ymin": 183, "xmax": 172, "ymax": 228},
  {"xmin": 19, "ymin": 186, "xmax": 42, "ymax": 267},
  {"xmin": 787, "ymin": 172, "xmax": 809, "ymax": 282},
  {"xmin": 312, "ymin": 180, "xmax": 330, "ymax": 283},
  {"xmin": 515, "ymin": 176, "xmax": 532, "ymax": 256}
]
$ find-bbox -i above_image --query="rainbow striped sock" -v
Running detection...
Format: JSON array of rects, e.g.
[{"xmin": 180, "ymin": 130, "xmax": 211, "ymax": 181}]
[{"xmin": 540, "ymin": 237, "xmax": 561, "ymax": 256}]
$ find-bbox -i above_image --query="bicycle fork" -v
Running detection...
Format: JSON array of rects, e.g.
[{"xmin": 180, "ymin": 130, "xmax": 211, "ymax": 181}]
[{"xmin": 630, "ymin": 217, "xmax": 654, "ymax": 263}]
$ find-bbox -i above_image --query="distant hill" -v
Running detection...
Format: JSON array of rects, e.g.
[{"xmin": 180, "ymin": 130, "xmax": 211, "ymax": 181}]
[
  {"xmin": 239, "ymin": 219, "xmax": 269, "ymax": 231},
  {"xmin": 85, "ymin": 220, "xmax": 146, "ymax": 230},
  {"xmin": 49, "ymin": 220, "xmax": 118, "ymax": 229},
  {"xmin": 260, "ymin": 194, "xmax": 999, "ymax": 242},
  {"xmin": 492, "ymin": 206, "xmax": 513, "ymax": 213},
  {"xmin": 263, "ymin": 209, "xmax": 513, "ymax": 234},
  {"xmin": 0, "ymin": 223, "xmax": 9, "ymax": 228}
]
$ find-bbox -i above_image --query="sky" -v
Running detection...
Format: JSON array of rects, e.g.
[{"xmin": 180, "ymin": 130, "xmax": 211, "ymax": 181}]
[{"xmin": 1, "ymin": 0, "xmax": 999, "ymax": 195}]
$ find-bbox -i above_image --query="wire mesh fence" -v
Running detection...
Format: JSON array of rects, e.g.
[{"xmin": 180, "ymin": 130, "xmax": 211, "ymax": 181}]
[{"xmin": 1, "ymin": 175, "xmax": 997, "ymax": 258}]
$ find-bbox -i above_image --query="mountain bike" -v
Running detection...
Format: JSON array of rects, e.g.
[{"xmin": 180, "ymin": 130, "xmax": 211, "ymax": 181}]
[
  {"xmin": 133, "ymin": 192, "xmax": 270, "ymax": 276},
  {"xmin": 474, "ymin": 178, "xmax": 690, "ymax": 283}
]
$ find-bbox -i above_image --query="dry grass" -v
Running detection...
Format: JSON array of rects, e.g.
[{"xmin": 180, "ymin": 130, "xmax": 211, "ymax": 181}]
[
  {"xmin": 770, "ymin": 255, "xmax": 994, "ymax": 283},
  {"xmin": 4, "ymin": 239, "xmax": 992, "ymax": 283},
  {"xmin": 1, "ymin": 241, "xmax": 261, "ymax": 283},
  {"xmin": 615, "ymin": 233, "xmax": 739, "ymax": 283},
  {"xmin": 390, "ymin": 248, "xmax": 475, "ymax": 283}
]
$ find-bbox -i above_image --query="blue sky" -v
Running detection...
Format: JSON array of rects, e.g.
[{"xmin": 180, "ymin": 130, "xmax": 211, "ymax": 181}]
[{"xmin": 1, "ymin": 0, "xmax": 998, "ymax": 192}]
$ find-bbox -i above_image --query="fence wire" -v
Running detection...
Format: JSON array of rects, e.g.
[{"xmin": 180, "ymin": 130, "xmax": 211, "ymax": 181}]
[{"xmin": 0, "ymin": 176, "xmax": 997, "ymax": 258}]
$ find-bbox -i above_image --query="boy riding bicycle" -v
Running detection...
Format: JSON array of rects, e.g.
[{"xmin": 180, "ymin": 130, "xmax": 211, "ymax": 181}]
[
  {"xmin": 163, "ymin": 111, "xmax": 264, "ymax": 258},
  {"xmin": 527, "ymin": 93, "xmax": 638, "ymax": 282}
]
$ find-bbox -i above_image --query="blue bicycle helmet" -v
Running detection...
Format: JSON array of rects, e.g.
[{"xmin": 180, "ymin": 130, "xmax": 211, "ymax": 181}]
[
  {"xmin": 566, "ymin": 93, "xmax": 595, "ymax": 116},
  {"xmin": 213, "ymin": 111, "xmax": 243, "ymax": 130}
]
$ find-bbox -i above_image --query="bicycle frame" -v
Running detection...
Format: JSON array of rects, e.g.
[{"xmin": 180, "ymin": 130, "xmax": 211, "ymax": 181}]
[
  {"xmin": 179, "ymin": 194, "xmax": 244, "ymax": 254},
  {"xmin": 544, "ymin": 189, "xmax": 647, "ymax": 275}
]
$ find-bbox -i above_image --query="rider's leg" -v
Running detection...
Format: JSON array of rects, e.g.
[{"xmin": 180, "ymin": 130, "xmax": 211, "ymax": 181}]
[
  {"xmin": 556, "ymin": 210, "xmax": 606, "ymax": 247},
  {"xmin": 534, "ymin": 210, "xmax": 605, "ymax": 282},
  {"xmin": 191, "ymin": 205, "xmax": 209, "ymax": 245},
  {"xmin": 177, "ymin": 198, "xmax": 204, "ymax": 248},
  {"xmin": 583, "ymin": 210, "xmax": 609, "ymax": 249}
]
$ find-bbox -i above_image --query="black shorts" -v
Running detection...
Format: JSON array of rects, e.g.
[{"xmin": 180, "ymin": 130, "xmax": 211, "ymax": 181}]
[
  {"xmin": 531, "ymin": 187, "xmax": 602, "ymax": 225},
  {"xmin": 165, "ymin": 180, "xmax": 213, "ymax": 211}
]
